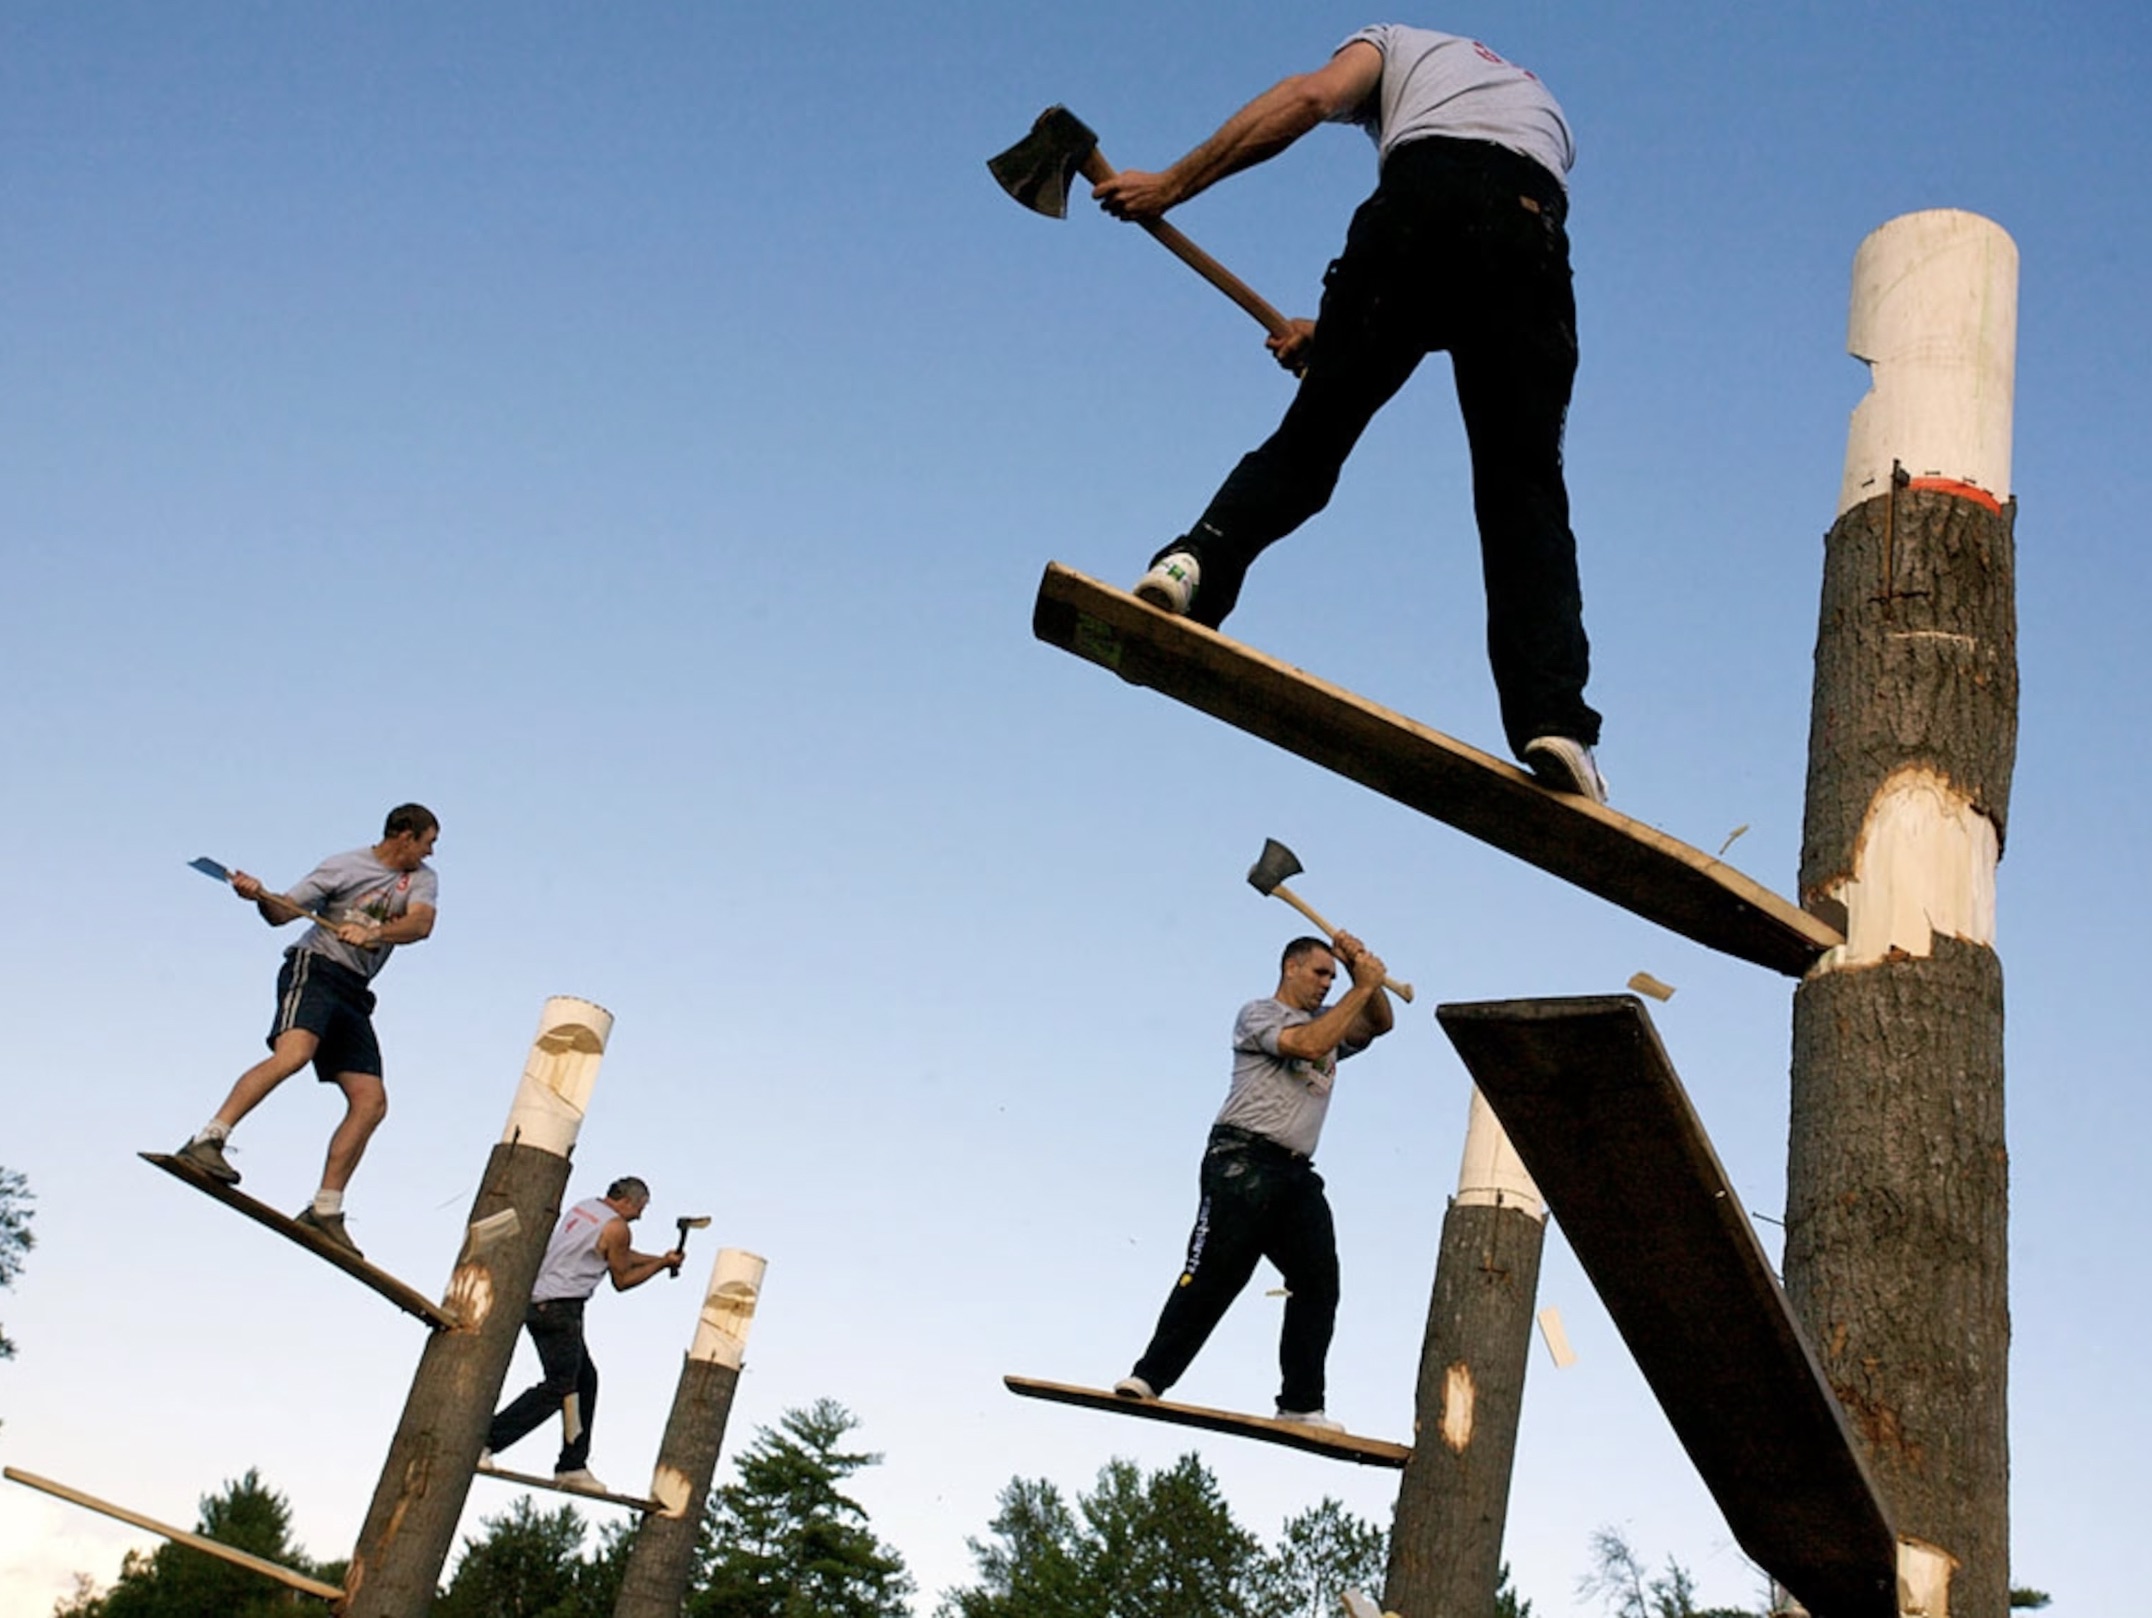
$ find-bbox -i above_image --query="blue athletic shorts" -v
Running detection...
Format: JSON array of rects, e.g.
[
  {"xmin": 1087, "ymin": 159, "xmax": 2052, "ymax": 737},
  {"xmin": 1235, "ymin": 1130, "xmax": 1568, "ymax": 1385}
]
[{"xmin": 269, "ymin": 948, "xmax": 383, "ymax": 1081}]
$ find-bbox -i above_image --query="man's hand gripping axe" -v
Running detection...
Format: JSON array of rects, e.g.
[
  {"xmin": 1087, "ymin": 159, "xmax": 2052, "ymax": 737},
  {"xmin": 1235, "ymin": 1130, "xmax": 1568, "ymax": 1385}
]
[
  {"xmin": 989, "ymin": 106, "xmax": 1296, "ymax": 348},
  {"xmin": 1247, "ymin": 837, "xmax": 1414, "ymax": 1002}
]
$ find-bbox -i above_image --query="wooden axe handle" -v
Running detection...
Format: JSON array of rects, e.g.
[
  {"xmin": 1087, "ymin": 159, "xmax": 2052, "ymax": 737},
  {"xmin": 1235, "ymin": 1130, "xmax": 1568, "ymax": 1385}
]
[
  {"xmin": 1078, "ymin": 149, "xmax": 1294, "ymax": 341},
  {"xmin": 1269, "ymin": 882, "xmax": 1416, "ymax": 1003}
]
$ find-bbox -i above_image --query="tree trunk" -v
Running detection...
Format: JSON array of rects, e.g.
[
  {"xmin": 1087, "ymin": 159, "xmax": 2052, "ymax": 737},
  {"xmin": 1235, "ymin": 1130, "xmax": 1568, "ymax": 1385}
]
[
  {"xmin": 1789, "ymin": 477, "xmax": 2016, "ymax": 1618},
  {"xmin": 613, "ymin": 1246, "xmax": 763, "ymax": 1618},
  {"xmin": 344, "ymin": 996, "xmax": 611, "ymax": 1617},
  {"xmin": 343, "ymin": 1140, "xmax": 572, "ymax": 1617},
  {"xmin": 610, "ymin": 1358, "xmax": 741, "ymax": 1618},
  {"xmin": 1385, "ymin": 1091, "xmax": 1545, "ymax": 1618}
]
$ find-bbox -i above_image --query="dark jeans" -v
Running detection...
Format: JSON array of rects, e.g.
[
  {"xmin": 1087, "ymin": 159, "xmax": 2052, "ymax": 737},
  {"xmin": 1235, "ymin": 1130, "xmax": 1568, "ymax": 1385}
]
[
  {"xmin": 488, "ymin": 1298, "xmax": 598, "ymax": 1472},
  {"xmin": 1163, "ymin": 135, "xmax": 1600, "ymax": 754},
  {"xmin": 1131, "ymin": 1126, "xmax": 1340, "ymax": 1414}
]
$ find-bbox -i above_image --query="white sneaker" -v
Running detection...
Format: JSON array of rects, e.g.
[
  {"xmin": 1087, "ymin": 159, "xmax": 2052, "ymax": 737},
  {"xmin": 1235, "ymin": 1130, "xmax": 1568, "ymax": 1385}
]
[
  {"xmin": 1113, "ymin": 1375, "xmax": 1156, "ymax": 1401},
  {"xmin": 1523, "ymin": 735, "xmax": 1608, "ymax": 805},
  {"xmin": 1274, "ymin": 1406, "xmax": 1345, "ymax": 1432},
  {"xmin": 1132, "ymin": 552, "xmax": 1200, "ymax": 615},
  {"xmin": 554, "ymin": 1467, "xmax": 609, "ymax": 1494}
]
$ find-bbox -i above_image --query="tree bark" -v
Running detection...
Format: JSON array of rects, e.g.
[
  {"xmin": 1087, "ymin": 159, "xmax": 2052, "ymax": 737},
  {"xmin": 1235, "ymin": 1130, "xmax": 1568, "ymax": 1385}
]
[
  {"xmin": 1384, "ymin": 1198, "xmax": 1545, "ymax": 1618},
  {"xmin": 611, "ymin": 1357, "xmax": 742, "ymax": 1618},
  {"xmin": 1789, "ymin": 484, "xmax": 2016, "ymax": 1618},
  {"xmin": 342, "ymin": 1141, "xmax": 571, "ymax": 1617}
]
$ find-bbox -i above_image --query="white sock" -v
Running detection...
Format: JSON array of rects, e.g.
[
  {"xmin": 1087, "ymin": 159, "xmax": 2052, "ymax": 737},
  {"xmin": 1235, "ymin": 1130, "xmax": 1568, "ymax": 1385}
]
[
  {"xmin": 312, "ymin": 1189, "xmax": 344, "ymax": 1216},
  {"xmin": 195, "ymin": 1121, "xmax": 231, "ymax": 1145}
]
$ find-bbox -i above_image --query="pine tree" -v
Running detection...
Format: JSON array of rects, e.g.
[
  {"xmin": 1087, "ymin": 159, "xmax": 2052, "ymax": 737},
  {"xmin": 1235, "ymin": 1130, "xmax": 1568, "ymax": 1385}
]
[{"xmin": 687, "ymin": 1399, "xmax": 914, "ymax": 1618}]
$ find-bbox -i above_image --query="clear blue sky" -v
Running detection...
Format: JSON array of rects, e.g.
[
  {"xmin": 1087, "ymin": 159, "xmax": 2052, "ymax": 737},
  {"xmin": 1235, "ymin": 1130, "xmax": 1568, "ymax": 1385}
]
[{"xmin": 3, "ymin": 2, "xmax": 2146, "ymax": 1613}]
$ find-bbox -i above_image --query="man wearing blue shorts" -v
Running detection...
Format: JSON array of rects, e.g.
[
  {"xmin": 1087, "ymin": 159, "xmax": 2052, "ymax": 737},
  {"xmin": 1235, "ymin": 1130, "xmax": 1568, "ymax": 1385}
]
[{"xmin": 175, "ymin": 803, "xmax": 440, "ymax": 1257}]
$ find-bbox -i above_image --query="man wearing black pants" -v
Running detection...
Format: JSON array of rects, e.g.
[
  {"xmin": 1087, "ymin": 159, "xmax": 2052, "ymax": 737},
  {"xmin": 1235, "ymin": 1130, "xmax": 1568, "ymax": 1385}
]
[
  {"xmin": 1118, "ymin": 934, "xmax": 1394, "ymax": 1430},
  {"xmin": 483, "ymin": 1177, "xmax": 683, "ymax": 1494},
  {"xmin": 1096, "ymin": 25, "xmax": 1606, "ymax": 803}
]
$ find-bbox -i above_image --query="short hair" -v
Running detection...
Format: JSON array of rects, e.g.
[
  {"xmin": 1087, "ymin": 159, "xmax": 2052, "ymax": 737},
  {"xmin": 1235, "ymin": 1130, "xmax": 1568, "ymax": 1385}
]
[
  {"xmin": 384, "ymin": 803, "xmax": 439, "ymax": 840},
  {"xmin": 1280, "ymin": 936, "xmax": 1334, "ymax": 972},
  {"xmin": 606, "ymin": 1176, "xmax": 650, "ymax": 1203}
]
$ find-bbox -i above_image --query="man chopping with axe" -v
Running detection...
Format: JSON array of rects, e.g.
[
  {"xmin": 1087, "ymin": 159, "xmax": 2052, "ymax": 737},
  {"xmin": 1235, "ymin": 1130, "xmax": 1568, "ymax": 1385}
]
[
  {"xmin": 174, "ymin": 803, "xmax": 440, "ymax": 1256},
  {"xmin": 1098, "ymin": 26, "xmax": 1607, "ymax": 804},
  {"xmin": 483, "ymin": 1176, "xmax": 685, "ymax": 1494},
  {"xmin": 1116, "ymin": 931, "xmax": 1393, "ymax": 1431}
]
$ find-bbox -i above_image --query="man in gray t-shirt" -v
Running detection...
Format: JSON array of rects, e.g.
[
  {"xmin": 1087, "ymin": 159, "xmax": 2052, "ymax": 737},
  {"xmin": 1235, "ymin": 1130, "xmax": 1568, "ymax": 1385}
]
[
  {"xmin": 1099, "ymin": 25, "xmax": 1607, "ymax": 804},
  {"xmin": 173, "ymin": 803, "xmax": 441, "ymax": 1257},
  {"xmin": 1116, "ymin": 932, "xmax": 1394, "ymax": 1429}
]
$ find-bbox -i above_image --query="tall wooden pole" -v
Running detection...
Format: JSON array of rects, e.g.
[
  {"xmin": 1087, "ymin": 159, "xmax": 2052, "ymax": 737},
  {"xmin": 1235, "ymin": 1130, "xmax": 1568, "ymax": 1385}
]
[
  {"xmin": 612, "ymin": 1247, "xmax": 767, "ymax": 1618},
  {"xmin": 1787, "ymin": 211, "xmax": 2018, "ymax": 1618},
  {"xmin": 344, "ymin": 996, "xmax": 613, "ymax": 1618},
  {"xmin": 1384, "ymin": 1087, "xmax": 1547, "ymax": 1618}
]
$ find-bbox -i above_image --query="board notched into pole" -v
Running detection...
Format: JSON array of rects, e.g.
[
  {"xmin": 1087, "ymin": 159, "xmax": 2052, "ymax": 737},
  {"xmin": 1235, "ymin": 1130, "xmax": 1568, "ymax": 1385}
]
[
  {"xmin": 5, "ymin": 1466, "xmax": 346, "ymax": 1603},
  {"xmin": 1436, "ymin": 996, "xmax": 1898, "ymax": 1618},
  {"xmin": 1004, "ymin": 1376, "xmax": 1410, "ymax": 1469},
  {"xmin": 1033, "ymin": 563, "xmax": 1841, "ymax": 978},
  {"xmin": 474, "ymin": 1460, "xmax": 661, "ymax": 1513},
  {"xmin": 140, "ymin": 1152, "xmax": 457, "ymax": 1331}
]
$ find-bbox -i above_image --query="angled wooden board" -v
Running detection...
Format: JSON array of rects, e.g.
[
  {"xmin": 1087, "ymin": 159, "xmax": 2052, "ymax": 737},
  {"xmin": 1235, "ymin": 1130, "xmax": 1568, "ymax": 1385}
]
[
  {"xmin": 141, "ymin": 1152, "xmax": 457, "ymax": 1331},
  {"xmin": 1004, "ymin": 1376, "xmax": 1410, "ymax": 1469},
  {"xmin": 474, "ymin": 1461, "xmax": 660, "ymax": 1513},
  {"xmin": 6, "ymin": 1465, "xmax": 346, "ymax": 1602},
  {"xmin": 1034, "ymin": 563, "xmax": 1840, "ymax": 978},
  {"xmin": 1436, "ymin": 997, "xmax": 1897, "ymax": 1618}
]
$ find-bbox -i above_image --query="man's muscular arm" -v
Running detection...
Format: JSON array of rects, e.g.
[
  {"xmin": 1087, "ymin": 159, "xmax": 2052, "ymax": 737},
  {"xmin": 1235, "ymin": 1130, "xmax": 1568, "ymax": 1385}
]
[
  {"xmin": 1276, "ymin": 933, "xmax": 1393, "ymax": 1063},
  {"xmin": 599, "ymin": 1217, "xmax": 685, "ymax": 1293},
  {"xmin": 1093, "ymin": 41, "xmax": 1382, "ymax": 220}
]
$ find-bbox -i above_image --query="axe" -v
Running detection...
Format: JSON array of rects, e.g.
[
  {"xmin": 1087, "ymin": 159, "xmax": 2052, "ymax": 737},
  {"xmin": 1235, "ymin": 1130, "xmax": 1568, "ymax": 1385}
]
[
  {"xmin": 989, "ymin": 106, "xmax": 1296, "ymax": 348},
  {"xmin": 1247, "ymin": 838, "xmax": 1415, "ymax": 1002},
  {"xmin": 670, "ymin": 1215, "xmax": 711, "ymax": 1279},
  {"xmin": 188, "ymin": 857, "xmax": 336, "ymax": 929}
]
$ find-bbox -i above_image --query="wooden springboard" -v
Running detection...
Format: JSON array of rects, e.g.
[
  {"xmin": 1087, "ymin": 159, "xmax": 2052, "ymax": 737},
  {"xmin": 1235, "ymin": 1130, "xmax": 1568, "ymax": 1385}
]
[
  {"xmin": 5, "ymin": 1465, "xmax": 345, "ymax": 1601},
  {"xmin": 1033, "ymin": 563, "xmax": 1840, "ymax": 978},
  {"xmin": 474, "ymin": 1460, "xmax": 661, "ymax": 1513},
  {"xmin": 141, "ymin": 1152, "xmax": 457, "ymax": 1331},
  {"xmin": 1436, "ymin": 996, "xmax": 1897, "ymax": 1618},
  {"xmin": 1004, "ymin": 1376, "xmax": 1410, "ymax": 1469}
]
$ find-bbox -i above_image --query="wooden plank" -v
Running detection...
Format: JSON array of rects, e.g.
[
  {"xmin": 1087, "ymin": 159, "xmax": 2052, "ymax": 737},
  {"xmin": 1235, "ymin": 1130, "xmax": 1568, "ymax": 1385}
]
[
  {"xmin": 1435, "ymin": 996, "xmax": 1898, "ymax": 1618},
  {"xmin": 1004, "ymin": 1376, "xmax": 1410, "ymax": 1469},
  {"xmin": 140, "ymin": 1152, "xmax": 458, "ymax": 1331},
  {"xmin": 5, "ymin": 1465, "xmax": 346, "ymax": 1602},
  {"xmin": 474, "ymin": 1461, "xmax": 660, "ymax": 1513},
  {"xmin": 1034, "ymin": 563, "xmax": 1841, "ymax": 978}
]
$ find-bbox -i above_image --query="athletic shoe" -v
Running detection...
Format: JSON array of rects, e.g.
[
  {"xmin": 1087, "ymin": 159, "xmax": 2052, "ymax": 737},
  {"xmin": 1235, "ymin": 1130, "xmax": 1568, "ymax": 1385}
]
[
  {"xmin": 1341, "ymin": 1593, "xmax": 1389, "ymax": 1618},
  {"xmin": 554, "ymin": 1468, "xmax": 609, "ymax": 1494},
  {"xmin": 175, "ymin": 1135, "xmax": 240, "ymax": 1185},
  {"xmin": 1132, "ymin": 552, "xmax": 1200, "ymax": 615},
  {"xmin": 1274, "ymin": 1406, "xmax": 1345, "ymax": 1432},
  {"xmin": 295, "ymin": 1205, "xmax": 364, "ymax": 1259},
  {"xmin": 1113, "ymin": 1376, "xmax": 1156, "ymax": 1401},
  {"xmin": 1523, "ymin": 735, "xmax": 1609, "ymax": 806}
]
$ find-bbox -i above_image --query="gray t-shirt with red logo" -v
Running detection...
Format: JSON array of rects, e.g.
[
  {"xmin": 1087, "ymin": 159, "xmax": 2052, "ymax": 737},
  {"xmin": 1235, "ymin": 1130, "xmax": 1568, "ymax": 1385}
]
[
  {"xmin": 1334, "ymin": 24, "xmax": 1574, "ymax": 187},
  {"xmin": 285, "ymin": 845, "xmax": 439, "ymax": 982},
  {"xmin": 1213, "ymin": 997, "xmax": 1369, "ymax": 1158}
]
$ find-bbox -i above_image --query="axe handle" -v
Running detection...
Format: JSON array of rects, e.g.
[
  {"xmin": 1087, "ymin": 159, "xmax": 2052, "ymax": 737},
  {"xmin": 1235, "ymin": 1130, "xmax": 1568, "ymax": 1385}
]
[
  {"xmin": 1268, "ymin": 882, "xmax": 1416, "ymax": 1003},
  {"xmin": 1078, "ymin": 149, "xmax": 1293, "ymax": 341}
]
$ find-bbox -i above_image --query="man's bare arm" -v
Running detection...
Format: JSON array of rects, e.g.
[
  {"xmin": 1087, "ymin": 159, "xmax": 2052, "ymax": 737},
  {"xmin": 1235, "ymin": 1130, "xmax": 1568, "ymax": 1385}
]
[
  {"xmin": 600, "ymin": 1218, "xmax": 684, "ymax": 1292},
  {"xmin": 1094, "ymin": 41, "xmax": 1383, "ymax": 220}
]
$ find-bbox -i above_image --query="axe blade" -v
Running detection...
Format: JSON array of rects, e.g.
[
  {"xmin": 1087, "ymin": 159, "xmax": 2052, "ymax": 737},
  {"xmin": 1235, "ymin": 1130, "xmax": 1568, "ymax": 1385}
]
[
  {"xmin": 987, "ymin": 105, "xmax": 1099, "ymax": 220},
  {"xmin": 1246, "ymin": 837, "xmax": 1305, "ymax": 897}
]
